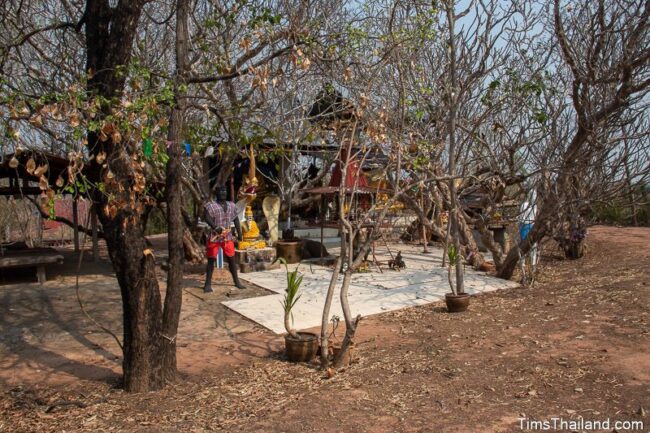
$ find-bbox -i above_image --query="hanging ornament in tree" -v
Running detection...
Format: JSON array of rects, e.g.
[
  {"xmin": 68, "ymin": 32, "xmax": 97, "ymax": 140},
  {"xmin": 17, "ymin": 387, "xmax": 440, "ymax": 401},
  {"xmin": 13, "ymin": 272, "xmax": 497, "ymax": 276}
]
[
  {"xmin": 184, "ymin": 142, "xmax": 191, "ymax": 156},
  {"xmin": 143, "ymin": 138, "xmax": 153, "ymax": 157},
  {"xmin": 204, "ymin": 146, "xmax": 214, "ymax": 158}
]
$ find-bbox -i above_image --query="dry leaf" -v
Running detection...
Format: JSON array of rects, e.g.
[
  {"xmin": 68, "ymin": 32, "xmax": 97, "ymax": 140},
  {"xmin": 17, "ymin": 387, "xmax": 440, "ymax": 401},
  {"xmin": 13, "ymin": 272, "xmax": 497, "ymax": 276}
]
[
  {"xmin": 29, "ymin": 114, "xmax": 43, "ymax": 127},
  {"xmin": 239, "ymin": 37, "xmax": 251, "ymax": 52},
  {"xmin": 26, "ymin": 158, "xmax": 36, "ymax": 174},
  {"xmin": 8, "ymin": 156, "xmax": 19, "ymax": 168},
  {"xmin": 343, "ymin": 67, "xmax": 353, "ymax": 81},
  {"xmin": 39, "ymin": 176, "xmax": 49, "ymax": 191},
  {"xmin": 300, "ymin": 57, "xmax": 312, "ymax": 71},
  {"xmin": 101, "ymin": 122, "xmax": 114, "ymax": 135},
  {"xmin": 34, "ymin": 165, "xmax": 47, "ymax": 177},
  {"xmin": 55, "ymin": 176, "xmax": 64, "ymax": 187}
]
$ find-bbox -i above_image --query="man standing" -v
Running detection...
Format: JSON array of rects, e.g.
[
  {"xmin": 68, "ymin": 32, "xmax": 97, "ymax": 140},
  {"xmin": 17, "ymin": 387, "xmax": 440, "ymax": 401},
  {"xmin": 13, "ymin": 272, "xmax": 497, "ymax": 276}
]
[{"xmin": 203, "ymin": 186, "xmax": 245, "ymax": 293}]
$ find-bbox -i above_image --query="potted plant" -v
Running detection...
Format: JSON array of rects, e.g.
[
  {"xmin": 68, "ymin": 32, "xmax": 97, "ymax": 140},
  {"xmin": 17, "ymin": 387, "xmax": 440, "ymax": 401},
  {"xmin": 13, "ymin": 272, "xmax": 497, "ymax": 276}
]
[
  {"xmin": 280, "ymin": 258, "xmax": 319, "ymax": 362},
  {"xmin": 444, "ymin": 244, "xmax": 470, "ymax": 312},
  {"xmin": 561, "ymin": 224, "xmax": 587, "ymax": 259}
]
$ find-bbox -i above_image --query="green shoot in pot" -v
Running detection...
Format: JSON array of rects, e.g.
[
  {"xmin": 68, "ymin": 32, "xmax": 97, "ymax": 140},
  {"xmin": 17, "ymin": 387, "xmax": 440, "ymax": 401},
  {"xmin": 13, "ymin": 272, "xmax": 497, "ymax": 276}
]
[
  {"xmin": 447, "ymin": 244, "xmax": 460, "ymax": 296},
  {"xmin": 278, "ymin": 257, "xmax": 302, "ymax": 339}
]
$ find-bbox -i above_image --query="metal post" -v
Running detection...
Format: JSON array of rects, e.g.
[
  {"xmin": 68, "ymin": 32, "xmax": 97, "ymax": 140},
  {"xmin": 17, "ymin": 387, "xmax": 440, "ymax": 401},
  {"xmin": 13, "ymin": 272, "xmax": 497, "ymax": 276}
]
[
  {"xmin": 91, "ymin": 203, "xmax": 99, "ymax": 261},
  {"xmin": 320, "ymin": 194, "xmax": 325, "ymax": 263},
  {"xmin": 72, "ymin": 197, "xmax": 80, "ymax": 252}
]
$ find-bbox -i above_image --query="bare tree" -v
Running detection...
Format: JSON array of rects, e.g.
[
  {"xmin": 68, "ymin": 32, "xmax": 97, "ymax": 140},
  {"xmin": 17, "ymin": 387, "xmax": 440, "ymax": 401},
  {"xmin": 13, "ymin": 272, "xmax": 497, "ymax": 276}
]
[{"xmin": 496, "ymin": 0, "xmax": 650, "ymax": 278}]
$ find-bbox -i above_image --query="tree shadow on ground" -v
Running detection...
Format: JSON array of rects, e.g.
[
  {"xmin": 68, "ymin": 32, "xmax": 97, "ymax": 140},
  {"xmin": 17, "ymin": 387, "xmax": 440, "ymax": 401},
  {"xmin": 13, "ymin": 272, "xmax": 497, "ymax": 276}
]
[{"xmin": 0, "ymin": 287, "xmax": 120, "ymax": 384}]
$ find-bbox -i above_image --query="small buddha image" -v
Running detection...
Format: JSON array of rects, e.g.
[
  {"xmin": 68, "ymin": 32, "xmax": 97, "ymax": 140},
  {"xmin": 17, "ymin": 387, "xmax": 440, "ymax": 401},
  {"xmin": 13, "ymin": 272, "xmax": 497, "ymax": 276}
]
[
  {"xmin": 238, "ymin": 175, "xmax": 258, "ymax": 203},
  {"xmin": 235, "ymin": 143, "xmax": 260, "ymax": 228},
  {"xmin": 239, "ymin": 205, "xmax": 267, "ymax": 250}
]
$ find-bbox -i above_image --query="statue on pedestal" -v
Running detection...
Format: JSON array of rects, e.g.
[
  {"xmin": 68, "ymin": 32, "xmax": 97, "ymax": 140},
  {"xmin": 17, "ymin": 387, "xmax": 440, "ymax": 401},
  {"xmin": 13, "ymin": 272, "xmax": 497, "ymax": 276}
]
[{"xmin": 239, "ymin": 205, "xmax": 267, "ymax": 250}]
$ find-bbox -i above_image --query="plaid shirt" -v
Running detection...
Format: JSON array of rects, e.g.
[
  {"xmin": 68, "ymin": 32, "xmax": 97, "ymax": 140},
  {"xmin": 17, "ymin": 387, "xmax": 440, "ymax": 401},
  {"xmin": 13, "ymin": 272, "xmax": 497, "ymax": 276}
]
[{"xmin": 204, "ymin": 201, "xmax": 237, "ymax": 241}]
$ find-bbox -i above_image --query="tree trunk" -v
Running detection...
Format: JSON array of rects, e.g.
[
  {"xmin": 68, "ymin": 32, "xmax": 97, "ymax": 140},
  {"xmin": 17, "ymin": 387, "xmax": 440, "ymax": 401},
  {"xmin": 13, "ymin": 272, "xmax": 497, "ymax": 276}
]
[
  {"xmin": 333, "ymin": 269, "xmax": 359, "ymax": 368},
  {"xmin": 102, "ymin": 212, "xmax": 166, "ymax": 391},
  {"xmin": 319, "ymin": 256, "xmax": 342, "ymax": 368},
  {"xmin": 84, "ymin": 0, "xmax": 188, "ymax": 392},
  {"xmin": 158, "ymin": 0, "xmax": 191, "ymax": 384},
  {"xmin": 183, "ymin": 229, "xmax": 204, "ymax": 263},
  {"xmin": 497, "ymin": 209, "xmax": 549, "ymax": 280},
  {"xmin": 445, "ymin": 2, "xmax": 464, "ymax": 294},
  {"xmin": 624, "ymin": 159, "xmax": 638, "ymax": 226},
  {"xmin": 473, "ymin": 215, "xmax": 502, "ymax": 268},
  {"xmin": 456, "ymin": 209, "xmax": 484, "ymax": 267}
]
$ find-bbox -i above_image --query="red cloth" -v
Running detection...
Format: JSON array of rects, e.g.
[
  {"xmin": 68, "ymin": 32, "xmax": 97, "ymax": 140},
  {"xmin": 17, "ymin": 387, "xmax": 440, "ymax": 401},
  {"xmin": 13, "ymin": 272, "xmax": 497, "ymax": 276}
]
[
  {"xmin": 206, "ymin": 239, "xmax": 235, "ymax": 258},
  {"xmin": 329, "ymin": 155, "xmax": 368, "ymax": 189}
]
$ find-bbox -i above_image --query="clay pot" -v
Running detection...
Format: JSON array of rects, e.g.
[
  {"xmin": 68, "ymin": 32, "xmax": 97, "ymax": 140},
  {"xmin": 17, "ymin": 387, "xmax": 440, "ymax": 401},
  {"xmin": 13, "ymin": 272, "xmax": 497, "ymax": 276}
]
[
  {"xmin": 285, "ymin": 332, "xmax": 319, "ymax": 362},
  {"xmin": 330, "ymin": 344, "xmax": 355, "ymax": 366},
  {"xmin": 276, "ymin": 240, "xmax": 302, "ymax": 264},
  {"xmin": 445, "ymin": 292, "xmax": 470, "ymax": 313}
]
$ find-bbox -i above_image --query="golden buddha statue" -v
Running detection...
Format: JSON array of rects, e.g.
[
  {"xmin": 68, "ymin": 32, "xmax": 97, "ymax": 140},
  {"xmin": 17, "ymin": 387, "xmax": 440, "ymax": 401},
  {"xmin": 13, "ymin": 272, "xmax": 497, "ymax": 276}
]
[{"xmin": 239, "ymin": 205, "xmax": 267, "ymax": 250}]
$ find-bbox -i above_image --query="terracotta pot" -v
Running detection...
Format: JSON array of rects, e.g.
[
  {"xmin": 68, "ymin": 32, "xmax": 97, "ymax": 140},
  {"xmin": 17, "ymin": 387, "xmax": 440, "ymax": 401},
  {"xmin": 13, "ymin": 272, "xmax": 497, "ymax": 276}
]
[
  {"xmin": 276, "ymin": 240, "xmax": 302, "ymax": 264},
  {"xmin": 285, "ymin": 332, "xmax": 319, "ymax": 362},
  {"xmin": 445, "ymin": 292, "xmax": 470, "ymax": 313},
  {"xmin": 330, "ymin": 344, "xmax": 355, "ymax": 366}
]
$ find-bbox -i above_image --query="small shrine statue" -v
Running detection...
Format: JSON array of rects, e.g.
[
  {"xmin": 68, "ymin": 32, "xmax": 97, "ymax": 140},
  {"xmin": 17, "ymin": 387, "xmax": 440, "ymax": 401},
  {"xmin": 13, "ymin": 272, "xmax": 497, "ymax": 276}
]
[
  {"xmin": 236, "ymin": 143, "xmax": 259, "ymax": 222},
  {"xmin": 239, "ymin": 205, "xmax": 267, "ymax": 250},
  {"xmin": 238, "ymin": 175, "xmax": 258, "ymax": 203}
]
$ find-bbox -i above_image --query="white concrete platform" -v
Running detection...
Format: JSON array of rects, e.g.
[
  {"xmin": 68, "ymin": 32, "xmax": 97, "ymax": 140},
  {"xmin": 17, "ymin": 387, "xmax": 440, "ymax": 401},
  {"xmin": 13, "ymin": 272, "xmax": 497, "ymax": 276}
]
[{"xmin": 222, "ymin": 245, "xmax": 518, "ymax": 334}]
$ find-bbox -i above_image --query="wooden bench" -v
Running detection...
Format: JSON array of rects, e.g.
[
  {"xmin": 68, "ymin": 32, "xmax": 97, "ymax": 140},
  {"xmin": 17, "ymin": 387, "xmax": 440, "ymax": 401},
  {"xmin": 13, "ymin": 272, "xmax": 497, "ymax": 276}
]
[{"xmin": 0, "ymin": 248, "xmax": 64, "ymax": 284}]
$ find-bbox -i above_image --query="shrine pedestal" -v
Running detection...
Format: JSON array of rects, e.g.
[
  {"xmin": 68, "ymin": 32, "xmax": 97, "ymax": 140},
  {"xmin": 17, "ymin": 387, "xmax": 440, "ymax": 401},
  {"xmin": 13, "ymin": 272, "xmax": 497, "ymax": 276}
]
[{"xmin": 235, "ymin": 247, "xmax": 279, "ymax": 273}]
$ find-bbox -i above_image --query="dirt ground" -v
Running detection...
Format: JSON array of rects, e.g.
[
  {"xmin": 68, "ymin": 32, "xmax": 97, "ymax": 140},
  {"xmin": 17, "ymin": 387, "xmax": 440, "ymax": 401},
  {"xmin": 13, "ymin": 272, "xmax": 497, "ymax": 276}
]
[
  {"xmin": 0, "ymin": 226, "xmax": 648, "ymax": 432},
  {"xmin": 0, "ymin": 233, "xmax": 276, "ymax": 387}
]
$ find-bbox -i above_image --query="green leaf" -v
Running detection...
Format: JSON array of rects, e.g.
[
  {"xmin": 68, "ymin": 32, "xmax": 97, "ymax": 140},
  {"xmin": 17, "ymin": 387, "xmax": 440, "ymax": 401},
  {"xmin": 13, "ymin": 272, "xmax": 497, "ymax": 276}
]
[{"xmin": 143, "ymin": 138, "xmax": 153, "ymax": 157}]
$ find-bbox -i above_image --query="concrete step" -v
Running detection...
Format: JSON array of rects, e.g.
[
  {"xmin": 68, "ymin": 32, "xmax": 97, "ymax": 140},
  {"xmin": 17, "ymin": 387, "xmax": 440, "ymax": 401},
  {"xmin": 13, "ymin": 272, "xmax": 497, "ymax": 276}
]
[{"xmin": 293, "ymin": 227, "xmax": 339, "ymax": 238}]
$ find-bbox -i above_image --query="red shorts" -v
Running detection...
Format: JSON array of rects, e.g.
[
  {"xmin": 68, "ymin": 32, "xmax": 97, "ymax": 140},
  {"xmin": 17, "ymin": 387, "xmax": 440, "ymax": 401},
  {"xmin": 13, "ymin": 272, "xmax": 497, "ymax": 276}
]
[{"xmin": 206, "ymin": 239, "xmax": 235, "ymax": 258}]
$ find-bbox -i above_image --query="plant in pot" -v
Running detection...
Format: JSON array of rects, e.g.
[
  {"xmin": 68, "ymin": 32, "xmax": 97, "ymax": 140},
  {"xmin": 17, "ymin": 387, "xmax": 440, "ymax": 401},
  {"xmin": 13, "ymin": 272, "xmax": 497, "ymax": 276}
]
[
  {"xmin": 560, "ymin": 224, "xmax": 587, "ymax": 259},
  {"xmin": 280, "ymin": 258, "xmax": 319, "ymax": 362},
  {"xmin": 444, "ymin": 244, "xmax": 470, "ymax": 313}
]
